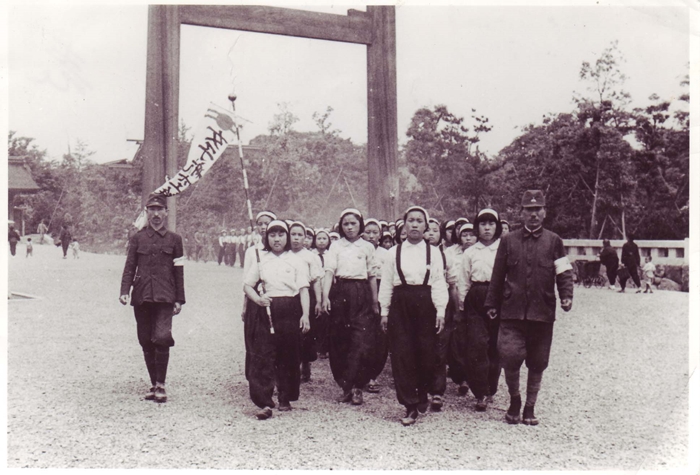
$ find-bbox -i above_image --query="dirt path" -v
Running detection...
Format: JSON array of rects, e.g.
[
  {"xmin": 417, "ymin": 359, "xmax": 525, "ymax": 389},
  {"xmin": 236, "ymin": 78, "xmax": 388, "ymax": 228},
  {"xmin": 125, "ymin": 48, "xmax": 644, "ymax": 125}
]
[{"xmin": 6, "ymin": 243, "xmax": 690, "ymax": 469}]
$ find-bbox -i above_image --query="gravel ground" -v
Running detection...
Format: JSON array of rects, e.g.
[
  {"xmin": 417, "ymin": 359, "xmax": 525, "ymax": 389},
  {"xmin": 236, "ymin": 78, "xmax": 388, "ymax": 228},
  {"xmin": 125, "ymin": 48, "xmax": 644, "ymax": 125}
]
[{"xmin": 6, "ymin": 242, "xmax": 692, "ymax": 470}]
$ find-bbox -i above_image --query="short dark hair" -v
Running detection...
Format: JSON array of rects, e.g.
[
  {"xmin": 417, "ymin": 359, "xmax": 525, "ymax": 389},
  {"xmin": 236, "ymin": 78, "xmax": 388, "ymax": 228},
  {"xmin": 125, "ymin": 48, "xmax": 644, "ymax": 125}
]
[
  {"xmin": 312, "ymin": 229, "xmax": 330, "ymax": 250},
  {"xmin": 473, "ymin": 210, "xmax": 503, "ymax": 241},
  {"xmin": 264, "ymin": 225, "xmax": 291, "ymax": 252},
  {"xmin": 394, "ymin": 224, "xmax": 404, "ymax": 244},
  {"xmin": 338, "ymin": 212, "xmax": 365, "ymax": 239}
]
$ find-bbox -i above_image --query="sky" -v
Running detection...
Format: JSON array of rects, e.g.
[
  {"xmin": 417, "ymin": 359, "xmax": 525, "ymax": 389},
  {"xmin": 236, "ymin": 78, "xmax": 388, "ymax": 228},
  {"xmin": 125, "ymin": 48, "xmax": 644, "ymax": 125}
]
[{"xmin": 4, "ymin": 1, "xmax": 692, "ymax": 164}]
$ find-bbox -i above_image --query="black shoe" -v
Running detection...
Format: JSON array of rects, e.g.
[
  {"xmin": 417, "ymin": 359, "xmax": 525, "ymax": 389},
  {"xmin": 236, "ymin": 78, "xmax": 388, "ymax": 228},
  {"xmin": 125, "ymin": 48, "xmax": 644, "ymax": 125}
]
[
  {"xmin": 256, "ymin": 407, "xmax": 273, "ymax": 420},
  {"xmin": 301, "ymin": 362, "xmax": 311, "ymax": 382},
  {"xmin": 417, "ymin": 399, "xmax": 429, "ymax": 414},
  {"xmin": 522, "ymin": 404, "xmax": 539, "ymax": 425},
  {"xmin": 366, "ymin": 380, "xmax": 380, "ymax": 393},
  {"xmin": 475, "ymin": 396, "xmax": 488, "ymax": 412},
  {"xmin": 351, "ymin": 388, "xmax": 363, "ymax": 405},
  {"xmin": 401, "ymin": 408, "xmax": 418, "ymax": 426},
  {"xmin": 506, "ymin": 395, "xmax": 521, "ymax": 424},
  {"xmin": 430, "ymin": 395, "xmax": 444, "ymax": 412},
  {"xmin": 154, "ymin": 386, "xmax": 167, "ymax": 403},
  {"xmin": 337, "ymin": 390, "xmax": 352, "ymax": 403},
  {"xmin": 278, "ymin": 400, "xmax": 292, "ymax": 412},
  {"xmin": 144, "ymin": 387, "xmax": 156, "ymax": 401},
  {"xmin": 458, "ymin": 381, "xmax": 469, "ymax": 396}
]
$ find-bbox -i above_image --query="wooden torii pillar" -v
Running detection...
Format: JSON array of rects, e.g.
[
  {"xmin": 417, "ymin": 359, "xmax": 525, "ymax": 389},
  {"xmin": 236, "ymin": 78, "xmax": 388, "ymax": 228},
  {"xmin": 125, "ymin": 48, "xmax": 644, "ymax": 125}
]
[{"xmin": 142, "ymin": 5, "xmax": 398, "ymax": 231}]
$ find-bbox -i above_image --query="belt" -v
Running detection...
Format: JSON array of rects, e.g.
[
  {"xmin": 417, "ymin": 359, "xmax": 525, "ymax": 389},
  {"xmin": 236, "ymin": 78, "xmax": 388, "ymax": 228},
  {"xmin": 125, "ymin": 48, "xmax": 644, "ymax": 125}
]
[
  {"xmin": 471, "ymin": 281, "xmax": 490, "ymax": 286},
  {"xmin": 336, "ymin": 277, "xmax": 367, "ymax": 283}
]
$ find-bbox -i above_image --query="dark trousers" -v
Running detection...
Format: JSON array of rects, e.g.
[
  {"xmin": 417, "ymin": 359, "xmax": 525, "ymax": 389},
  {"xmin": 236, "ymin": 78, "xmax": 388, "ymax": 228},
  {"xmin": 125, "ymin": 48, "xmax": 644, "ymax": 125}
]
[
  {"xmin": 61, "ymin": 240, "xmax": 69, "ymax": 257},
  {"xmin": 448, "ymin": 309, "xmax": 469, "ymax": 385},
  {"xmin": 239, "ymin": 247, "xmax": 246, "ymax": 268},
  {"xmin": 217, "ymin": 245, "xmax": 226, "ymax": 265},
  {"xmin": 388, "ymin": 285, "xmax": 437, "ymax": 409},
  {"xmin": 430, "ymin": 299, "xmax": 454, "ymax": 396},
  {"xmin": 134, "ymin": 302, "xmax": 175, "ymax": 385},
  {"xmin": 9, "ymin": 241, "xmax": 17, "ymax": 256},
  {"xmin": 498, "ymin": 320, "xmax": 553, "ymax": 373},
  {"xmin": 604, "ymin": 262, "xmax": 618, "ymax": 286},
  {"xmin": 301, "ymin": 290, "xmax": 318, "ymax": 363},
  {"xmin": 245, "ymin": 296, "xmax": 302, "ymax": 408},
  {"xmin": 226, "ymin": 247, "xmax": 237, "ymax": 266},
  {"xmin": 463, "ymin": 283, "xmax": 501, "ymax": 399},
  {"xmin": 620, "ymin": 262, "xmax": 641, "ymax": 289},
  {"xmin": 328, "ymin": 279, "xmax": 375, "ymax": 392}
]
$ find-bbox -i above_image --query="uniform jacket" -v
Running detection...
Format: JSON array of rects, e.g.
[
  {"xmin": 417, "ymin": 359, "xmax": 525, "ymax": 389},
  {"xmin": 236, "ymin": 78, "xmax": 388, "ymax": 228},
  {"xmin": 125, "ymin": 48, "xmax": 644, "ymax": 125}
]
[
  {"xmin": 484, "ymin": 227, "xmax": 573, "ymax": 323},
  {"xmin": 120, "ymin": 226, "xmax": 186, "ymax": 306},
  {"xmin": 621, "ymin": 242, "xmax": 640, "ymax": 268}
]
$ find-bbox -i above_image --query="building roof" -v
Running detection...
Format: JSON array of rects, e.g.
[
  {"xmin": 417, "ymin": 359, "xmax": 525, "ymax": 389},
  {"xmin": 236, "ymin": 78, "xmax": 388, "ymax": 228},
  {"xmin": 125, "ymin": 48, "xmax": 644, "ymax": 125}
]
[{"xmin": 8, "ymin": 157, "xmax": 40, "ymax": 192}]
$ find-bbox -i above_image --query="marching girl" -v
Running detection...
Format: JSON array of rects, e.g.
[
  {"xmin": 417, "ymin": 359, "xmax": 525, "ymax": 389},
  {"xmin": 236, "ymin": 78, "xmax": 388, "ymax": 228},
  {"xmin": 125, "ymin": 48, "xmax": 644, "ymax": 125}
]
[
  {"xmin": 380, "ymin": 232, "xmax": 394, "ymax": 250},
  {"xmin": 363, "ymin": 218, "xmax": 389, "ymax": 394},
  {"xmin": 425, "ymin": 217, "xmax": 458, "ymax": 410},
  {"xmin": 241, "ymin": 211, "xmax": 277, "ymax": 379},
  {"xmin": 446, "ymin": 219, "xmax": 473, "ymax": 396},
  {"xmin": 440, "ymin": 220, "xmax": 455, "ymax": 250},
  {"xmin": 379, "ymin": 206, "xmax": 448, "ymax": 425},
  {"xmin": 322, "ymin": 208, "xmax": 379, "ymax": 405},
  {"xmin": 304, "ymin": 228, "xmax": 315, "ymax": 250},
  {"xmin": 289, "ymin": 222, "xmax": 324, "ymax": 382},
  {"xmin": 458, "ymin": 208, "xmax": 503, "ymax": 411},
  {"xmin": 313, "ymin": 229, "xmax": 332, "ymax": 359},
  {"xmin": 243, "ymin": 220, "xmax": 310, "ymax": 419},
  {"xmin": 394, "ymin": 220, "xmax": 406, "ymax": 245}
]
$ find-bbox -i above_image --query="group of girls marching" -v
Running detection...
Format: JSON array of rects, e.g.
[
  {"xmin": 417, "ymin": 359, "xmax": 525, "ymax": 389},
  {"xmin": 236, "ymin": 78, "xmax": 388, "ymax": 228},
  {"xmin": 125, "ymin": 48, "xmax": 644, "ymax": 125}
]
[{"xmin": 242, "ymin": 207, "xmax": 510, "ymax": 426}]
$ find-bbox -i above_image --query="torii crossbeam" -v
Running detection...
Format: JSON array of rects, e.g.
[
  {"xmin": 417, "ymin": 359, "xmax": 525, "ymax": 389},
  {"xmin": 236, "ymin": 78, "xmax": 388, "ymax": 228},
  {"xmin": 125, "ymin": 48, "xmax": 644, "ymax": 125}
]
[{"xmin": 140, "ymin": 5, "xmax": 399, "ymax": 230}]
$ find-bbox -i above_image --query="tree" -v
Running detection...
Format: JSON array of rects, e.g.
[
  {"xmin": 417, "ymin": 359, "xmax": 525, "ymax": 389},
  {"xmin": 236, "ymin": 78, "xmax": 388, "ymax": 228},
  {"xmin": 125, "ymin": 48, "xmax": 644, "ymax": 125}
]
[{"xmin": 401, "ymin": 105, "xmax": 492, "ymax": 220}]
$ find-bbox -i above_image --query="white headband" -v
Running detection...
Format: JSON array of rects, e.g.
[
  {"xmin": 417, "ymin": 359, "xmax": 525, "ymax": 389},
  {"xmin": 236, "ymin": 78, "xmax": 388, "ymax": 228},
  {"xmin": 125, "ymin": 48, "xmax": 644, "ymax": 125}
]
[
  {"xmin": 266, "ymin": 220, "xmax": 289, "ymax": 233},
  {"xmin": 477, "ymin": 208, "xmax": 499, "ymax": 220},
  {"xmin": 256, "ymin": 211, "xmax": 277, "ymax": 222},
  {"xmin": 364, "ymin": 218, "xmax": 381, "ymax": 228},
  {"xmin": 404, "ymin": 205, "xmax": 430, "ymax": 222},
  {"xmin": 340, "ymin": 208, "xmax": 363, "ymax": 220}
]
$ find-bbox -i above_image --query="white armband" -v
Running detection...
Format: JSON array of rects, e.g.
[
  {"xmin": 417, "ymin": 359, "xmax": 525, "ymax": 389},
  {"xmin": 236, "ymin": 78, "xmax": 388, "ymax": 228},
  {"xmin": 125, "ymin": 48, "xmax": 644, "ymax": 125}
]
[
  {"xmin": 173, "ymin": 256, "xmax": 186, "ymax": 267},
  {"xmin": 554, "ymin": 256, "xmax": 572, "ymax": 275}
]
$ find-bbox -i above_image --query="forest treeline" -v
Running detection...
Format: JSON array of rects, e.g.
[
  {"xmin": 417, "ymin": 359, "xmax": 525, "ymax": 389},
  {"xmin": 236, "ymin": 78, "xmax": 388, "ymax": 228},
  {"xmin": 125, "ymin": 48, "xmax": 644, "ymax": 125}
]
[{"xmin": 9, "ymin": 42, "xmax": 689, "ymax": 253}]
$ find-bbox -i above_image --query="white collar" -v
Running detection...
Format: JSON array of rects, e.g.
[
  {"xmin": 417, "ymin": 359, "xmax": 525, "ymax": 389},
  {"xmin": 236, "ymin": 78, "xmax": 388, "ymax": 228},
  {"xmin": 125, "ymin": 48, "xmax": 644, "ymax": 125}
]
[
  {"xmin": 402, "ymin": 239, "xmax": 426, "ymax": 249},
  {"xmin": 474, "ymin": 238, "xmax": 500, "ymax": 250}
]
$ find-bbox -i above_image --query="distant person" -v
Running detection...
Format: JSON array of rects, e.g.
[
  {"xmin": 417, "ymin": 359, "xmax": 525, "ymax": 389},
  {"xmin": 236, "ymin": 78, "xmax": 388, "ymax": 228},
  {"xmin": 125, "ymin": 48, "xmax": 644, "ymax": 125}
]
[
  {"xmin": 71, "ymin": 239, "xmax": 80, "ymax": 259},
  {"xmin": 238, "ymin": 228, "xmax": 247, "ymax": 268},
  {"xmin": 194, "ymin": 230, "xmax": 203, "ymax": 262},
  {"xmin": 500, "ymin": 220, "xmax": 510, "ymax": 238},
  {"xmin": 620, "ymin": 234, "xmax": 641, "ymax": 293},
  {"xmin": 25, "ymin": 237, "xmax": 33, "ymax": 257},
  {"xmin": 598, "ymin": 239, "xmax": 619, "ymax": 290},
  {"xmin": 642, "ymin": 255, "xmax": 656, "ymax": 294},
  {"xmin": 217, "ymin": 230, "xmax": 227, "ymax": 266},
  {"xmin": 119, "ymin": 193, "xmax": 185, "ymax": 404},
  {"xmin": 37, "ymin": 220, "xmax": 48, "ymax": 244},
  {"xmin": 484, "ymin": 190, "xmax": 573, "ymax": 426},
  {"xmin": 8, "ymin": 225, "xmax": 20, "ymax": 256},
  {"xmin": 59, "ymin": 225, "xmax": 72, "ymax": 259}
]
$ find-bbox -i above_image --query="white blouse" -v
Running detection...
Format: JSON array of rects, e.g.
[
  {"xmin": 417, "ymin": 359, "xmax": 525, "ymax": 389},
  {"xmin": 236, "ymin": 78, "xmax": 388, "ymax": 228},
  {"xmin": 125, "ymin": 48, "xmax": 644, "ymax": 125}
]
[
  {"xmin": 324, "ymin": 237, "xmax": 375, "ymax": 279},
  {"xmin": 458, "ymin": 239, "xmax": 501, "ymax": 305},
  {"xmin": 378, "ymin": 239, "xmax": 449, "ymax": 318},
  {"xmin": 294, "ymin": 247, "xmax": 324, "ymax": 283},
  {"xmin": 243, "ymin": 250, "xmax": 310, "ymax": 297},
  {"xmin": 243, "ymin": 242, "xmax": 265, "ymax": 276},
  {"xmin": 444, "ymin": 244, "xmax": 465, "ymax": 286}
]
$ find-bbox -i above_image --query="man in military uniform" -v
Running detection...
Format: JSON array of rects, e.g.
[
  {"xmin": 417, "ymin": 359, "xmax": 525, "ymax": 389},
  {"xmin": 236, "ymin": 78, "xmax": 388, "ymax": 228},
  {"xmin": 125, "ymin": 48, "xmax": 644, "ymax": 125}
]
[
  {"xmin": 120, "ymin": 193, "xmax": 186, "ymax": 403},
  {"xmin": 485, "ymin": 190, "xmax": 573, "ymax": 425}
]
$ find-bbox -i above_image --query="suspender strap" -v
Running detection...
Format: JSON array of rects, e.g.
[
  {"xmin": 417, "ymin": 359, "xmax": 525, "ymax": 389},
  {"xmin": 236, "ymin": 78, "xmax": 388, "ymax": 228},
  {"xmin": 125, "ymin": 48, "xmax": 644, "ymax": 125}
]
[
  {"xmin": 423, "ymin": 240, "xmax": 431, "ymax": 286},
  {"xmin": 396, "ymin": 242, "xmax": 407, "ymax": 286},
  {"xmin": 439, "ymin": 248, "xmax": 446, "ymax": 272}
]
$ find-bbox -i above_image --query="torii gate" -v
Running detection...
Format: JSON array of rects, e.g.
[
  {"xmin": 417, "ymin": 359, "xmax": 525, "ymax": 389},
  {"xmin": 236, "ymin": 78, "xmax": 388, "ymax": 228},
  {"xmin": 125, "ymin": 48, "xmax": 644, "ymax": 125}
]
[{"xmin": 140, "ymin": 5, "xmax": 398, "ymax": 231}]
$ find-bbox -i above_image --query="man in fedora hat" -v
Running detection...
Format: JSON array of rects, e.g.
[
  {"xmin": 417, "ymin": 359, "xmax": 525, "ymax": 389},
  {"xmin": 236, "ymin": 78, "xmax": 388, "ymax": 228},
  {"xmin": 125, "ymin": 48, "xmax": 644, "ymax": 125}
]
[
  {"xmin": 120, "ymin": 193, "xmax": 186, "ymax": 403},
  {"xmin": 484, "ymin": 190, "xmax": 573, "ymax": 426}
]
